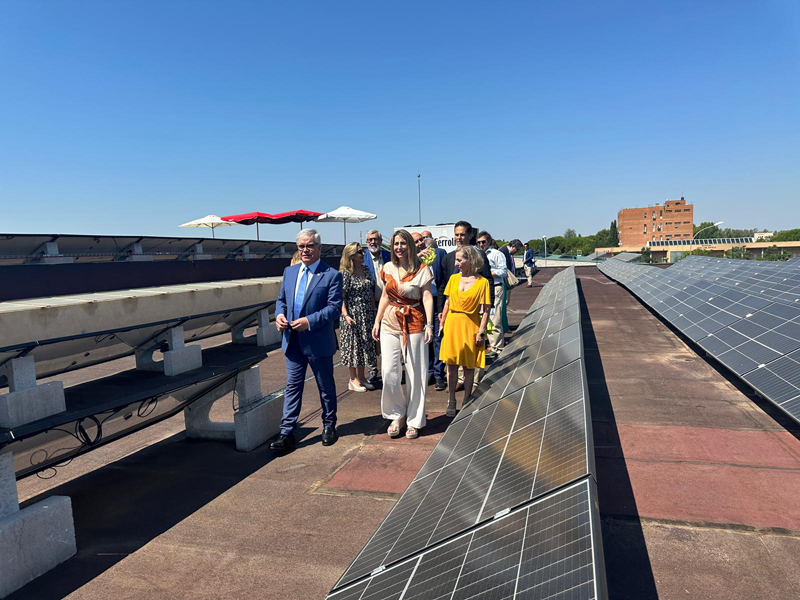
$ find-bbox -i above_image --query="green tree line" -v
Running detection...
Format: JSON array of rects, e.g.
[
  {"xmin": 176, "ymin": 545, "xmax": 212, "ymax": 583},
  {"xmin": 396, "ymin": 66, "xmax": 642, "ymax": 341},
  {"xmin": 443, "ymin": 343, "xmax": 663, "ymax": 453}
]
[{"xmin": 520, "ymin": 221, "xmax": 619, "ymax": 257}]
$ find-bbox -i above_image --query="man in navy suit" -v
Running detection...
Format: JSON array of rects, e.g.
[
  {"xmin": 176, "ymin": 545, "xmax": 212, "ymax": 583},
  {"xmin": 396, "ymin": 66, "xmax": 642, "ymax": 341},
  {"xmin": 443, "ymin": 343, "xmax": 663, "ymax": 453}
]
[
  {"xmin": 363, "ymin": 229, "xmax": 390, "ymax": 382},
  {"xmin": 420, "ymin": 230, "xmax": 448, "ymax": 390},
  {"xmin": 271, "ymin": 229, "xmax": 343, "ymax": 451}
]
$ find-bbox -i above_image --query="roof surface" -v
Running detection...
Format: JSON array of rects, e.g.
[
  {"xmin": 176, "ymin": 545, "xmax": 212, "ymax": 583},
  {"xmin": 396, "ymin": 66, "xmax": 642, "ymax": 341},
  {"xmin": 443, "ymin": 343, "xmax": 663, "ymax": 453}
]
[{"xmin": 12, "ymin": 267, "xmax": 800, "ymax": 600}]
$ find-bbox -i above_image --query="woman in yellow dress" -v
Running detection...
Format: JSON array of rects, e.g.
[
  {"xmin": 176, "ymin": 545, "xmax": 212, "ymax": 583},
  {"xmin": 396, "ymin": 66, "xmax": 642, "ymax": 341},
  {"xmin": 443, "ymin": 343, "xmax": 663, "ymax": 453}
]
[{"xmin": 439, "ymin": 245, "xmax": 491, "ymax": 417}]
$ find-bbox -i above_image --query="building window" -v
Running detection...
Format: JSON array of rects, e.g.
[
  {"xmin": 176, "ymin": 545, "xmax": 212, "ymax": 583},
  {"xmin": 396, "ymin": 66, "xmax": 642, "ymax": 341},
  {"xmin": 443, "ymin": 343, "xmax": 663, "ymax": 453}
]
[
  {"xmin": 643, "ymin": 212, "xmax": 647, "ymax": 219},
  {"xmin": 666, "ymin": 209, "xmax": 672, "ymax": 213},
  {"xmin": 683, "ymin": 221, "xmax": 690, "ymax": 224},
  {"xmin": 660, "ymin": 210, "xmax": 663, "ymax": 218},
  {"xmin": 666, "ymin": 222, "xmax": 672, "ymax": 225},
  {"xmin": 643, "ymin": 224, "xmax": 647, "ymax": 234}
]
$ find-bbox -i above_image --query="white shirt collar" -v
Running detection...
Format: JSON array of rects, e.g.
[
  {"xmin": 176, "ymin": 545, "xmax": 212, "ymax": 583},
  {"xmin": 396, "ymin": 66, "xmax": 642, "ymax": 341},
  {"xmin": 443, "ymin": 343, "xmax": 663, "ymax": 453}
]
[{"xmin": 300, "ymin": 259, "xmax": 321, "ymax": 274}]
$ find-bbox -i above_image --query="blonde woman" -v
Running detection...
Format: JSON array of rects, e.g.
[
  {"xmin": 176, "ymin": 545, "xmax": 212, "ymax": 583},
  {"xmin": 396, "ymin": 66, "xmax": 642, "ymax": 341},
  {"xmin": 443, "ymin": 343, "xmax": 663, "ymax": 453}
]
[
  {"xmin": 339, "ymin": 242, "xmax": 378, "ymax": 391},
  {"xmin": 439, "ymin": 245, "xmax": 491, "ymax": 417},
  {"xmin": 371, "ymin": 229, "xmax": 434, "ymax": 439}
]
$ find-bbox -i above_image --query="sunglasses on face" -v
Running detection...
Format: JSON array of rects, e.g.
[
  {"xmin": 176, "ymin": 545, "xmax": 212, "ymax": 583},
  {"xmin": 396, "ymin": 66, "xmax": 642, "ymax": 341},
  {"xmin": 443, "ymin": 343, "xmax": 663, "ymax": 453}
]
[
  {"xmin": 477, "ymin": 240, "xmax": 488, "ymax": 245},
  {"xmin": 297, "ymin": 244, "xmax": 316, "ymax": 251},
  {"xmin": 355, "ymin": 249, "xmax": 364, "ymax": 254}
]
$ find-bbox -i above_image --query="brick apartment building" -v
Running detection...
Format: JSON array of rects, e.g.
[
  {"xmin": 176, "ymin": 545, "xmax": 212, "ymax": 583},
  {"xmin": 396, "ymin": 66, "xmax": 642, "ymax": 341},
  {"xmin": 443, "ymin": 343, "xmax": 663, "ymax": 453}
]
[{"xmin": 618, "ymin": 197, "xmax": 694, "ymax": 247}]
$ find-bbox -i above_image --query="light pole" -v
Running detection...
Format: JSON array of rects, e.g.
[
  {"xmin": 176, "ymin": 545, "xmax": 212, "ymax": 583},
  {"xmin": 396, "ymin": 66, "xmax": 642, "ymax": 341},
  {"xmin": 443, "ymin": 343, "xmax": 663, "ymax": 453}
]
[
  {"xmin": 692, "ymin": 221, "xmax": 724, "ymax": 240},
  {"xmin": 542, "ymin": 235, "xmax": 547, "ymax": 263},
  {"xmin": 417, "ymin": 171, "xmax": 421, "ymax": 225}
]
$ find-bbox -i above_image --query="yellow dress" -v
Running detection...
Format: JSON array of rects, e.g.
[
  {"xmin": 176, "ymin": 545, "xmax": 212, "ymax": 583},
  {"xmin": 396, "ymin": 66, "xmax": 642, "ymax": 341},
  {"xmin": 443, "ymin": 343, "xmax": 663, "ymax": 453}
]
[{"xmin": 439, "ymin": 274, "xmax": 491, "ymax": 369}]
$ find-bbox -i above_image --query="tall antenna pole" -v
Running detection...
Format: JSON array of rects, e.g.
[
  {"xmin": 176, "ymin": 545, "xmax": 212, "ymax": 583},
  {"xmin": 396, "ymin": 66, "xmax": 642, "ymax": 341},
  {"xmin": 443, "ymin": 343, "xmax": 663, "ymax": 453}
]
[{"xmin": 417, "ymin": 170, "xmax": 421, "ymax": 225}]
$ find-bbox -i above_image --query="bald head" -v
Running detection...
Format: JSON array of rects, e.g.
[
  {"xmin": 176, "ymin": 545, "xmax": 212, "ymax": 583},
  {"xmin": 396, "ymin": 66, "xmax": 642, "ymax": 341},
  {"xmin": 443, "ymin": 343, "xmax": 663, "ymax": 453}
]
[{"xmin": 411, "ymin": 232, "xmax": 425, "ymax": 252}]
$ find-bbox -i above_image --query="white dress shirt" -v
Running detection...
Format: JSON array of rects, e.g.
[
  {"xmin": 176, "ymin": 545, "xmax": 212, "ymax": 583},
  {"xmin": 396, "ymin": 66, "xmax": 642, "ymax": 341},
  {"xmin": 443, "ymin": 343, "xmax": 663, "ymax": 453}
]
[
  {"xmin": 486, "ymin": 248, "xmax": 507, "ymax": 285},
  {"xmin": 294, "ymin": 259, "xmax": 321, "ymax": 299}
]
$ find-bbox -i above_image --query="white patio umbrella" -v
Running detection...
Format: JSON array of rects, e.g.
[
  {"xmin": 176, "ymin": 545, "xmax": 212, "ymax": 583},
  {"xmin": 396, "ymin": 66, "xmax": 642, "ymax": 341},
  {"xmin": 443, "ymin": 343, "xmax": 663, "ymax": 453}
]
[
  {"xmin": 178, "ymin": 215, "xmax": 241, "ymax": 239},
  {"xmin": 315, "ymin": 206, "xmax": 377, "ymax": 243}
]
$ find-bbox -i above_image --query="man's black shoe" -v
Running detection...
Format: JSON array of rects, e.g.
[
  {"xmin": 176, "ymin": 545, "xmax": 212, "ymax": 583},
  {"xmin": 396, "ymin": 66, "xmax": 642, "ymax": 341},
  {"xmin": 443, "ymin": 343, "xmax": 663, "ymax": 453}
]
[
  {"xmin": 434, "ymin": 378, "xmax": 446, "ymax": 391},
  {"xmin": 270, "ymin": 433, "xmax": 296, "ymax": 452},
  {"xmin": 322, "ymin": 426, "xmax": 338, "ymax": 446},
  {"xmin": 427, "ymin": 374, "xmax": 436, "ymax": 386},
  {"xmin": 363, "ymin": 380, "xmax": 377, "ymax": 391}
]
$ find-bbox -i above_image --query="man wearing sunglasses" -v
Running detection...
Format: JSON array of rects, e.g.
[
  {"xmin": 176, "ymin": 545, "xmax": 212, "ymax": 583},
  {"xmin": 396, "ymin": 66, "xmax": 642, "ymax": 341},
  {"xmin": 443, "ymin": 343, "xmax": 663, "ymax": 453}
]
[
  {"xmin": 363, "ymin": 229, "xmax": 390, "ymax": 383},
  {"xmin": 272, "ymin": 229, "xmax": 343, "ymax": 451}
]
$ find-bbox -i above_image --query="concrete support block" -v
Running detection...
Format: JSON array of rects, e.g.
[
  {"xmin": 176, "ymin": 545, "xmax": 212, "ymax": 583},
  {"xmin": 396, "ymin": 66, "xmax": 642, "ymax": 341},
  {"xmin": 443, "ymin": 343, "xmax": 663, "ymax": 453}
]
[
  {"xmin": 0, "ymin": 453, "xmax": 18, "ymax": 521},
  {"xmin": 0, "ymin": 495, "xmax": 77, "ymax": 598},
  {"xmin": 124, "ymin": 242, "xmax": 154, "ymax": 262},
  {"xmin": 190, "ymin": 243, "xmax": 211, "ymax": 261},
  {"xmin": 0, "ymin": 382, "xmax": 66, "ymax": 429},
  {"xmin": 27, "ymin": 241, "xmax": 74, "ymax": 265},
  {"xmin": 234, "ymin": 394, "xmax": 283, "ymax": 452},
  {"xmin": 183, "ymin": 378, "xmax": 236, "ymax": 441},
  {"xmin": 232, "ymin": 308, "xmax": 281, "ymax": 347},
  {"xmin": 0, "ymin": 356, "xmax": 37, "ymax": 391},
  {"xmin": 0, "ymin": 358, "xmax": 66, "ymax": 429},
  {"xmin": 184, "ymin": 366, "xmax": 277, "ymax": 451},
  {"xmin": 135, "ymin": 325, "xmax": 202, "ymax": 376},
  {"xmin": 162, "ymin": 346, "xmax": 202, "ymax": 376}
]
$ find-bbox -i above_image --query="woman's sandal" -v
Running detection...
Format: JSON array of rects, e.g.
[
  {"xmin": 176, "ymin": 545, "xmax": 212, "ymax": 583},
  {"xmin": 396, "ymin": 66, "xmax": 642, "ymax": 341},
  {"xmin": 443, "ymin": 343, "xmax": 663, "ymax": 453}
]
[
  {"xmin": 445, "ymin": 403, "xmax": 457, "ymax": 418},
  {"xmin": 387, "ymin": 420, "xmax": 401, "ymax": 438},
  {"xmin": 406, "ymin": 426, "xmax": 419, "ymax": 439}
]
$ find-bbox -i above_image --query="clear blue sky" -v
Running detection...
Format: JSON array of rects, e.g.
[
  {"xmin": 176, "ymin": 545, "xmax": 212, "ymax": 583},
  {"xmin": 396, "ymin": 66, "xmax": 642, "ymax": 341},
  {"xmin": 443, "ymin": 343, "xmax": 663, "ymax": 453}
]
[{"xmin": 1, "ymin": 0, "xmax": 798, "ymax": 245}]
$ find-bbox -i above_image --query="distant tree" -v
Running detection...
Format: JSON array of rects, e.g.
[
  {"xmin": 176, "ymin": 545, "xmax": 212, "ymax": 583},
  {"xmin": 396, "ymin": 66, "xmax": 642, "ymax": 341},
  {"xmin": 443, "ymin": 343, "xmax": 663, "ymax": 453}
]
[
  {"xmin": 725, "ymin": 246, "xmax": 750, "ymax": 260},
  {"xmin": 693, "ymin": 221, "xmax": 720, "ymax": 239},
  {"xmin": 608, "ymin": 220, "xmax": 619, "ymax": 246},
  {"xmin": 564, "ymin": 228, "xmax": 577, "ymax": 239},
  {"xmin": 640, "ymin": 247, "xmax": 652, "ymax": 263},
  {"xmin": 526, "ymin": 239, "xmax": 543, "ymax": 254},
  {"xmin": 758, "ymin": 245, "xmax": 791, "ymax": 261},
  {"xmin": 546, "ymin": 236, "xmax": 565, "ymax": 254},
  {"xmin": 594, "ymin": 228, "xmax": 610, "ymax": 248},
  {"xmin": 771, "ymin": 229, "xmax": 800, "ymax": 242}
]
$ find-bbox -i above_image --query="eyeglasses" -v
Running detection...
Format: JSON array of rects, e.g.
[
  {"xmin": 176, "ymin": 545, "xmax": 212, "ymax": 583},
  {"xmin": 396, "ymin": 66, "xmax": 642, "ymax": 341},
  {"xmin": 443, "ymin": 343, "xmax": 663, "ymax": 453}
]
[
  {"xmin": 366, "ymin": 238, "xmax": 380, "ymax": 244},
  {"xmin": 476, "ymin": 240, "xmax": 488, "ymax": 246},
  {"xmin": 297, "ymin": 244, "xmax": 317, "ymax": 251},
  {"xmin": 356, "ymin": 249, "xmax": 364, "ymax": 255}
]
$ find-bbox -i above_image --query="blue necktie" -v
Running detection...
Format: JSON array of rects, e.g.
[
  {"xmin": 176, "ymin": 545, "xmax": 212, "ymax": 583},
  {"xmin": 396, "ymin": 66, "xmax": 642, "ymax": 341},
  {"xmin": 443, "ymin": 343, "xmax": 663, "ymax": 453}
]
[{"xmin": 293, "ymin": 266, "xmax": 309, "ymax": 318}]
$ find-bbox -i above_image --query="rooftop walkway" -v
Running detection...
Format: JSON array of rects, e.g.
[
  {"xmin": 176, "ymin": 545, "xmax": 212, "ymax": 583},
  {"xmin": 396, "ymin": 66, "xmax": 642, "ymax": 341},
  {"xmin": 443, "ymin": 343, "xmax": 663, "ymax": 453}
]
[{"xmin": 11, "ymin": 267, "xmax": 800, "ymax": 599}]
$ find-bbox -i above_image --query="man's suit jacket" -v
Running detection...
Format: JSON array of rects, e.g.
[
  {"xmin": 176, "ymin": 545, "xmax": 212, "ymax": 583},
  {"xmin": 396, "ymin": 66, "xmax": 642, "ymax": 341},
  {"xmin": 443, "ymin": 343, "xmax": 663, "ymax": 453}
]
[
  {"xmin": 438, "ymin": 246, "xmax": 495, "ymax": 311},
  {"xmin": 430, "ymin": 247, "xmax": 448, "ymax": 297},
  {"xmin": 499, "ymin": 245, "xmax": 515, "ymax": 274},
  {"xmin": 364, "ymin": 248, "xmax": 391, "ymax": 284},
  {"xmin": 276, "ymin": 261, "xmax": 343, "ymax": 358}
]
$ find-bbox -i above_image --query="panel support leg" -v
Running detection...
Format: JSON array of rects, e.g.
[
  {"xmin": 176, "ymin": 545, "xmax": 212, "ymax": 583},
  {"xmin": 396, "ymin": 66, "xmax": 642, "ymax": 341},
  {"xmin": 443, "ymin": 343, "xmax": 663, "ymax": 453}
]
[
  {"xmin": 134, "ymin": 325, "xmax": 202, "ymax": 376},
  {"xmin": 0, "ymin": 357, "xmax": 66, "ymax": 429},
  {"xmin": 0, "ymin": 452, "xmax": 76, "ymax": 597}
]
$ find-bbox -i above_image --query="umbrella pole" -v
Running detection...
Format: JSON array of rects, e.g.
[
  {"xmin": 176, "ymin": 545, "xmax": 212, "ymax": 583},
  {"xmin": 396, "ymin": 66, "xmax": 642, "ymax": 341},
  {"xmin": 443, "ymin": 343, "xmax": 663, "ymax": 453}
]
[
  {"xmin": 257, "ymin": 222, "xmax": 260, "ymax": 241},
  {"xmin": 212, "ymin": 226, "xmax": 215, "ymax": 239},
  {"xmin": 343, "ymin": 221, "xmax": 346, "ymax": 244}
]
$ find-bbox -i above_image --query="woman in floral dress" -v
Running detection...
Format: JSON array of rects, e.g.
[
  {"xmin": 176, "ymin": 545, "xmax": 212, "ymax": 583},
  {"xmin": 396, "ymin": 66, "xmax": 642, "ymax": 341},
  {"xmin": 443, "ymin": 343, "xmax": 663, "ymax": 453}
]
[{"xmin": 339, "ymin": 242, "xmax": 378, "ymax": 391}]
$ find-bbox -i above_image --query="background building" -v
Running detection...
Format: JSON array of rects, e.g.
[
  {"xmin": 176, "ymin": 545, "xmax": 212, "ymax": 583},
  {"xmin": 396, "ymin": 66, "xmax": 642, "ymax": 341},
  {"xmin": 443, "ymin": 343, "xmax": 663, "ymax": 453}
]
[{"xmin": 618, "ymin": 197, "xmax": 694, "ymax": 247}]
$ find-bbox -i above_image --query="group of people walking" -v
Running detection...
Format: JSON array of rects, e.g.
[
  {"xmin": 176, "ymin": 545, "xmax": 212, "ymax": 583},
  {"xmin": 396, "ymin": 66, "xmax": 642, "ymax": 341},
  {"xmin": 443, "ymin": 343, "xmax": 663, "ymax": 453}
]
[{"xmin": 269, "ymin": 224, "xmax": 525, "ymax": 452}]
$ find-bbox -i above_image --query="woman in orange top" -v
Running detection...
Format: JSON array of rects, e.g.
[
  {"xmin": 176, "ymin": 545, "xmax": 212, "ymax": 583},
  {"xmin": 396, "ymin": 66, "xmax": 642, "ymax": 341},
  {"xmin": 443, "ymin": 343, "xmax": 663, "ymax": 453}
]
[
  {"xmin": 439, "ymin": 245, "xmax": 491, "ymax": 417},
  {"xmin": 371, "ymin": 229, "xmax": 434, "ymax": 439}
]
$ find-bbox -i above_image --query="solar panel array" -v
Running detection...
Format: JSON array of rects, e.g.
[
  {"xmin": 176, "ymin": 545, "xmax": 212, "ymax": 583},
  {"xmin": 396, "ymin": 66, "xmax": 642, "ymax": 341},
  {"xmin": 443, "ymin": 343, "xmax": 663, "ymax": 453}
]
[
  {"xmin": 328, "ymin": 267, "xmax": 607, "ymax": 600},
  {"xmin": 599, "ymin": 255, "xmax": 800, "ymax": 423},
  {"xmin": 611, "ymin": 252, "xmax": 641, "ymax": 262}
]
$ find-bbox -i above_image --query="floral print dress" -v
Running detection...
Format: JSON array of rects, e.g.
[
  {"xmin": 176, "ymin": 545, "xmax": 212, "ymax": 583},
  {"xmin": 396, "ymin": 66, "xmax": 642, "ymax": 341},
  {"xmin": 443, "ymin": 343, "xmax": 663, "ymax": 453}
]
[{"xmin": 339, "ymin": 267, "xmax": 378, "ymax": 368}]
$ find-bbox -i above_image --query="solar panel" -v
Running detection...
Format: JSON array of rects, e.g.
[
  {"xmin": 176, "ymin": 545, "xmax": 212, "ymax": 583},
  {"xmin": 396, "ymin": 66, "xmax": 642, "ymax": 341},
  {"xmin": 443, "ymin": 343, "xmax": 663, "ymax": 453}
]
[
  {"xmin": 327, "ymin": 479, "xmax": 605, "ymax": 600},
  {"xmin": 329, "ymin": 267, "xmax": 606, "ymax": 599},
  {"xmin": 599, "ymin": 256, "xmax": 800, "ymax": 424},
  {"xmin": 335, "ymin": 360, "xmax": 592, "ymax": 586}
]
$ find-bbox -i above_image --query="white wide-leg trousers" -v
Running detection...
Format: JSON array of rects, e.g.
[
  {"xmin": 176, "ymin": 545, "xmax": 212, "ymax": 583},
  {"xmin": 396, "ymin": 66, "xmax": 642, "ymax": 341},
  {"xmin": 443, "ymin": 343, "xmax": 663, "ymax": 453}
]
[{"xmin": 380, "ymin": 330, "xmax": 428, "ymax": 429}]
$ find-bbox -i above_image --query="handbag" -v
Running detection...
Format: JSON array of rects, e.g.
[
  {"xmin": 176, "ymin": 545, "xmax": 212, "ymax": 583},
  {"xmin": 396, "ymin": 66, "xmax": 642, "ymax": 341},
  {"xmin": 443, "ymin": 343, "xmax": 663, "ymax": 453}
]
[{"xmin": 505, "ymin": 270, "xmax": 519, "ymax": 287}]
